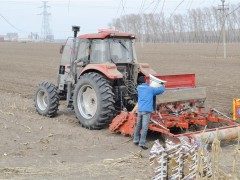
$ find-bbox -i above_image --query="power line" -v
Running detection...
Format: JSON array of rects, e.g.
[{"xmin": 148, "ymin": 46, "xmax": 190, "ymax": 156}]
[
  {"xmin": 187, "ymin": 0, "xmax": 193, "ymax": 10},
  {"xmin": 115, "ymin": 0, "xmax": 122, "ymax": 18},
  {"xmin": 226, "ymin": 3, "xmax": 240, "ymax": 16},
  {"xmin": 120, "ymin": 0, "xmax": 127, "ymax": 17},
  {"xmin": 169, "ymin": 0, "xmax": 186, "ymax": 18},
  {"xmin": 138, "ymin": 0, "xmax": 146, "ymax": 15},
  {"xmin": 0, "ymin": 13, "xmax": 25, "ymax": 32},
  {"xmin": 137, "ymin": 0, "xmax": 147, "ymax": 46},
  {"xmin": 152, "ymin": 0, "xmax": 161, "ymax": 14},
  {"xmin": 143, "ymin": 0, "xmax": 155, "ymax": 13},
  {"xmin": 160, "ymin": 0, "xmax": 165, "ymax": 14},
  {"xmin": 0, "ymin": 1, "xmax": 135, "ymax": 9}
]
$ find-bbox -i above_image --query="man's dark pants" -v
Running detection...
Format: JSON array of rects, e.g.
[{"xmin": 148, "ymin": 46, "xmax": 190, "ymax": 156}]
[{"xmin": 133, "ymin": 112, "xmax": 151, "ymax": 146}]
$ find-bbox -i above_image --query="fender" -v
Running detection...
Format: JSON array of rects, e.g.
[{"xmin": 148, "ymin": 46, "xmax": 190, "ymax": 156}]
[
  {"xmin": 80, "ymin": 63, "xmax": 123, "ymax": 79},
  {"xmin": 135, "ymin": 63, "xmax": 196, "ymax": 88},
  {"xmin": 135, "ymin": 63, "xmax": 157, "ymax": 76}
]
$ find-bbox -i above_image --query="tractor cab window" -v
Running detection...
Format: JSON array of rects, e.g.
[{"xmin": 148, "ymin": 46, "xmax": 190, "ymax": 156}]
[
  {"xmin": 90, "ymin": 39, "xmax": 110, "ymax": 63},
  {"xmin": 61, "ymin": 37, "xmax": 80, "ymax": 66},
  {"xmin": 109, "ymin": 39, "xmax": 134, "ymax": 63},
  {"xmin": 76, "ymin": 39, "xmax": 90, "ymax": 64}
]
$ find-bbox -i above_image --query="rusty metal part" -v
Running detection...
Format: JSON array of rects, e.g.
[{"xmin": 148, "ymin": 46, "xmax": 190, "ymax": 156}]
[
  {"xmin": 109, "ymin": 111, "xmax": 128, "ymax": 132},
  {"xmin": 109, "ymin": 111, "xmax": 137, "ymax": 136},
  {"xmin": 211, "ymin": 108, "xmax": 231, "ymax": 119},
  {"xmin": 109, "ymin": 107, "xmax": 240, "ymax": 142}
]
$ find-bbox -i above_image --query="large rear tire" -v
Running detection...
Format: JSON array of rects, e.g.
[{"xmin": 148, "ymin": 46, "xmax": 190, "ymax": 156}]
[
  {"xmin": 73, "ymin": 72, "xmax": 115, "ymax": 129},
  {"xmin": 34, "ymin": 81, "xmax": 59, "ymax": 117}
]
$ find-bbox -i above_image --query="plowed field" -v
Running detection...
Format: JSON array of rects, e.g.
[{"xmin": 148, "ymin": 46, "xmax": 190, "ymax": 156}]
[{"xmin": 0, "ymin": 42, "xmax": 239, "ymax": 179}]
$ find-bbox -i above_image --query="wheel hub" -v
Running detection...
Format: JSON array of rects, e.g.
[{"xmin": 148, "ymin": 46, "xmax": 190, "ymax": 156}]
[
  {"xmin": 77, "ymin": 85, "xmax": 98, "ymax": 119},
  {"xmin": 37, "ymin": 90, "xmax": 48, "ymax": 111}
]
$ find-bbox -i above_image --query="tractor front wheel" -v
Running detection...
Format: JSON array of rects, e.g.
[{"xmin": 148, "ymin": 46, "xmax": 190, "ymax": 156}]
[
  {"xmin": 34, "ymin": 81, "xmax": 59, "ymax": 117},
  {"xmin": 73, "ymin": 72, "xmax": 115, "ymax": 129}
]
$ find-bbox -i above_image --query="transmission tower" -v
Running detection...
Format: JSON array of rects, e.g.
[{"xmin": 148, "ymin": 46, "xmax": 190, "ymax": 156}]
[
  {"xmin": 218, "ymin": 0, "xmax": 229, "ymax": 59},
  {"xmin": 39, "ymin": 1, "xmax": 53, "ymax": 41}
]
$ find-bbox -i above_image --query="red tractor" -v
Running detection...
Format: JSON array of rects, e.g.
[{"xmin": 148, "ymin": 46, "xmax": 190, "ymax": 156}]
[
  {"xmin": 35, "ymin": 26, "xmax": 150, "ymax": 129},
  {"xmin": 34, "ymin": 26, "xmax": 239, "ymax": 142}
]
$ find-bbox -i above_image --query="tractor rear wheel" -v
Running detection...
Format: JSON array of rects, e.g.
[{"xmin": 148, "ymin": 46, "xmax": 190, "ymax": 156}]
[
  {"xmin": 73, "ymin": 72, "xmax": 115, "ymax": 129},
  {"xmin": 34, "ymin": 82, "xmax": 59, "ymax": 117}
]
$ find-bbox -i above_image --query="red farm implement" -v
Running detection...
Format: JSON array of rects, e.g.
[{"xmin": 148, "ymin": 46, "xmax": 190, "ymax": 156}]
[{"xmin": 109, "ymin": 74, "xmax": 240, "ymax": 143}]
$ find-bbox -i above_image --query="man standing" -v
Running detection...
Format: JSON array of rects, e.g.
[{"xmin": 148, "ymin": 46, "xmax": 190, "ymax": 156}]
[{"xmin": 133, "ymin": 76, "xmax": 165, "ymax": 150}]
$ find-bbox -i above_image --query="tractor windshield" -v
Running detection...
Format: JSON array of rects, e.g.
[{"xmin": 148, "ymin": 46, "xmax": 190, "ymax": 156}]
[
  {"xmin": 109, "ymin": 39, "xmax": 135, "ymax": 63},
  {"xmin": 89, "ymin": 38, "xmax": 136, "ymax": 64},
  {"xmin": 90, "ymin": 39, "xmax": 110, "ymax": 63}
]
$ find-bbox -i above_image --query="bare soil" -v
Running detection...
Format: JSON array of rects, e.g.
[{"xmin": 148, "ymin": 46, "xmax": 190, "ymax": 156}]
[{"xmin": 0, "ymin": 42, "xmax": 239, "ymax": 179}]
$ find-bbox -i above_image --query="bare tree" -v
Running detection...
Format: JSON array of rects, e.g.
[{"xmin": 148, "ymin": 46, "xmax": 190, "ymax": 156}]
[{"xmin": 109, "ymin": 3, "xmax": 240, "ymax": 43}]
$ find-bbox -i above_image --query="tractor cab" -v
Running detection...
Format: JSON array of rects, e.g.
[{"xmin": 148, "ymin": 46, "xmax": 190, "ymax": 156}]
[
  {"xmin": 60, "ymin": 30, "xmax": 137, "ymax": 70},
  {"xmin": 78, "ymin": 30, "xmax": 137, "ymax": 64},
  {"xmin": 58, "ymin": 29, "xmax": 139, "ymax": 90}
]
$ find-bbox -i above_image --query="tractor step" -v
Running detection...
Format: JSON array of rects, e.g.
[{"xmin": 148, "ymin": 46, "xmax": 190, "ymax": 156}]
[{"xmin": 67, "ymin": 100, "xmax": 73, "ymax": 108}]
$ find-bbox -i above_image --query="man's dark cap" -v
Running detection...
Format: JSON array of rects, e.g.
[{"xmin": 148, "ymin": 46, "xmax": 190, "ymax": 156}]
[{"xmin": 138, "ymin": 76, "xmax": 146, "ymax": 84}]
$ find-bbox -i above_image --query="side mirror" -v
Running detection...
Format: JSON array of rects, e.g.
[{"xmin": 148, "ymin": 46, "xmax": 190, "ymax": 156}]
[{"xmin": 60, "ymin": 45, "xmax": 64, "ymax": 54}]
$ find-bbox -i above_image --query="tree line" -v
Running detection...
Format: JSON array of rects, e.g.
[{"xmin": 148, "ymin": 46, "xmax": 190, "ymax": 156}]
[{"xmin": 108, "ymin": 4, "xmax": 240, "ymax": 43}]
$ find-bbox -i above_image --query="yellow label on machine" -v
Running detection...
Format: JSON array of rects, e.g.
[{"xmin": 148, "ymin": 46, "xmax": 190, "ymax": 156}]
[{"xmin": 233, "ymin": 98, "xmax": 240, "ymax": 120}]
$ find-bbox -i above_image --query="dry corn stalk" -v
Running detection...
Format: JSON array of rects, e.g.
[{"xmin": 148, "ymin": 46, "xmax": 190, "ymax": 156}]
[
  {"xmin": 196, "ymin": 127, "xmax": 212, "ymax": 179},
  {"xmin": 166, "ymin": 140, "xmax": 183, "ymax": 180},
  {"xmin": 181, "ymin": 139, "xmax": 197, "ymax": 179},
  {"xmin": 149, "ymin": 140, "xmax": 167, "ymax": 180},
  {"xmin": 211, "ymin": 129, "xmax": 221, "ymax": 179},
  {"xmin": 231, "ymin": 127, "xmax": 240, "ymax": 179}
]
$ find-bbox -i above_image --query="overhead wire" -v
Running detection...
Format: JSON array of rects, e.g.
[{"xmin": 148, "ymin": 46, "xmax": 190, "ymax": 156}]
[
  {"xmin": 0, "ymin": 14, "xmax": 26, "ymax": 33},
  {"xmin": 120, "ymin": 0, "xmax": 127, "ymax": 17},
  {"xmin": 152, "ymin": 0, "xmax": 161, "ymax": 14},
  {"xmin": 0, "ymin": 1, "xmax": 131, "ymax": 9},
  {"xmin": 115, "ymin": 0, "xmax": 122, "ymax": 18},
  {"xmin": 169, "ymin": 0, "xmax": 186, "ymax": 18},
  {"xmin": 187, "ymin": 0, "xmax": 193, "ymax": 10},
  {"xmin": 137, "ymin": 0, "xmax": 147, "ymax": 46},
  {"xmin": 160, "ymin": 0, "xmax": 165, "ymax": 14},
  {"xmin": 143, "ymin": 0, "xmax": 155, "ymax": 13},
  {"xmin": 138, "ymin": 0, "xmax": 147, "ymax": 15},
  {"xmin": 138, "ymin": 0, "xmax": 144, "ymax": 14},
  {"xmin": 139, "ymin": 0, "xmax": 161, "ymax": 15},
  {"xmin": 226, "ymin": 3, "xmax": 240, "ymax": 16}
]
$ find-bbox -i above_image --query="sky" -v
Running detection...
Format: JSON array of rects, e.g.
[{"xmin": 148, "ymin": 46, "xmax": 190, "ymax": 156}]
[{"xmin": 0, "ymin": 0, "xmax": 239, "ymax": 39}]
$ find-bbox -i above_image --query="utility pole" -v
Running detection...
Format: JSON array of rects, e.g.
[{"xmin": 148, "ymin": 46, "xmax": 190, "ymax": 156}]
[
  {"xmin": 141, "ymin": 14, "xmax": 144, "ymax": 47},
  {"xmin": 38, "ymin": 1, "xmax": 52, "ymax": 41},
  {"xmin": 218, "ymin": 0, "xmax": 228, "ymax": 59}
]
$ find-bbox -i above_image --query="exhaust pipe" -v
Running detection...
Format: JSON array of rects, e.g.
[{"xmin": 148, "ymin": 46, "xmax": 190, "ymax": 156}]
[
  {"xmin": 66, "ymin": 26, "xmax": 81, "ymax": 107},
  {"xmin": 72, "ymin": 26, "xmax": 80, "ymax": 38}
]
